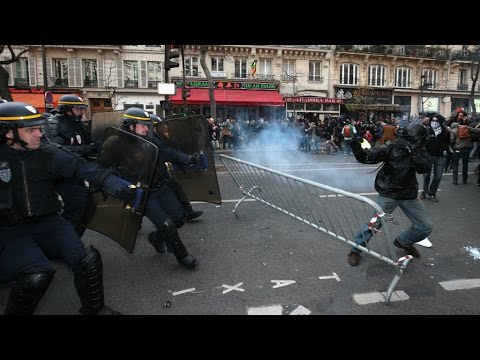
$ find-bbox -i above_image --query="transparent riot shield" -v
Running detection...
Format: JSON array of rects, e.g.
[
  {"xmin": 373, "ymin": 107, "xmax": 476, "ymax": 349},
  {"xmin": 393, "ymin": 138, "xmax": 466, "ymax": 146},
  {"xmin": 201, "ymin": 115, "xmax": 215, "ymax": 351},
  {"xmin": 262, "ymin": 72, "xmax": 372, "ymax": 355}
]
[
  {"xmin": 90, "ymin": 110, "xmax": 125, "ymax": 144},
  {"xmin": 154, "ymin": 114, "xmax": 221, "ymax": 205},
  {"xmin": 83, "ymin": 127, "xmax": 158, "ymax": 253}
]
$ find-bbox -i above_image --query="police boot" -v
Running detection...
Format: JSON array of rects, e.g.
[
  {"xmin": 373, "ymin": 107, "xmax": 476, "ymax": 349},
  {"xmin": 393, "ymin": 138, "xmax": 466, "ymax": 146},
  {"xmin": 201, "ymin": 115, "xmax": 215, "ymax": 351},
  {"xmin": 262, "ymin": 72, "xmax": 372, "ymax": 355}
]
[
  {"xmin": 73, "ymin": 246, "xmax": 122, "ymax": 315},
  {"xmin": 161, "ymin": 219, "xmax": 199, "ymax": 270},
  {"xmin": 148, "ymin": 231, "xmax": 166, "ymax": 254},
  {"xmin": 4, "ymin": 271, "xmax": 55, "ymax": 315},
  {"xmin": 186, "ymin": 209, "xmax": 204, "ymax": 221}
]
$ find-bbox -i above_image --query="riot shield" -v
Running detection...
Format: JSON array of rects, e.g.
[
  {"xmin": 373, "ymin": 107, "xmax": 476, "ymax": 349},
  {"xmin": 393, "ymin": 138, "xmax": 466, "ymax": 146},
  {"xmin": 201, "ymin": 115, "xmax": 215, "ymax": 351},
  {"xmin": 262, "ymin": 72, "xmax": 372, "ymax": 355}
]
[
  {"xmin": 90, "ymin": 110, "xmax": 125, "ymax": 144},
  {"xmin": 83, "ymin": 127, "xmax": 158, "ymax": 253},
  {"xmin": 154, "ymin": 114, "xmax": 221, "ymax": 205}
]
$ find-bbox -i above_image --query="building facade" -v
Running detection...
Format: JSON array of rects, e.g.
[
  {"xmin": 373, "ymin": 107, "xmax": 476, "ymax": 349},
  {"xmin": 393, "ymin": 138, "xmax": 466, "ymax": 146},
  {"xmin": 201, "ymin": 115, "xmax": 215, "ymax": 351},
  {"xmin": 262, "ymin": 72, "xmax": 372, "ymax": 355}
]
[{"xmin": 3, "ymin": 45, "xmax": 479, "ymax": 123}]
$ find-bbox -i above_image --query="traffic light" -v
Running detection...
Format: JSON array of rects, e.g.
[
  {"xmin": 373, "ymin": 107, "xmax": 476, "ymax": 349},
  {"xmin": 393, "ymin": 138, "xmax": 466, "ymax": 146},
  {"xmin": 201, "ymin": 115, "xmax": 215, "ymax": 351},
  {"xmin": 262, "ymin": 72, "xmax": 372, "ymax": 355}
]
[
  {"xmin": 165, "ymin": 45, "xmax": 180, "ymax": 70},
  {"xmin": 182, "ymin": 87, "xmax": 191, "ymax": 100}
]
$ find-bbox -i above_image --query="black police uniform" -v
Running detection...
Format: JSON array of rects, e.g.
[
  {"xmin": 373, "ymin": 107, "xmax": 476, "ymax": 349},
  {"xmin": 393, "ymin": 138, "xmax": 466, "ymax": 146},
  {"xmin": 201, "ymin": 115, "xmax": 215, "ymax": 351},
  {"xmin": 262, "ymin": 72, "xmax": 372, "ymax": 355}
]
[
  {"xmin": 46, "ymin": 109, "xmax": 99, "ymax": 237},
  {"xmin": 118, "ymin": 109, "xmax": 198, "ymax": 269},
  {"xmin": 0, "ymin": 142, "xmax": 130, "ymax": 315}
]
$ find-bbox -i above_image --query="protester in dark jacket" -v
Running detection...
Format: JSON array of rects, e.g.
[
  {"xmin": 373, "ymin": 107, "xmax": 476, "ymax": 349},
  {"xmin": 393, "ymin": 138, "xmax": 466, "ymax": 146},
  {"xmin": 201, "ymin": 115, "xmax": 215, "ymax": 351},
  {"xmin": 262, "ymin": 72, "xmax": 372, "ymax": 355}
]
[{"xmin": 347, "ymin": 122, "xmax": 433, "ymax": 266}]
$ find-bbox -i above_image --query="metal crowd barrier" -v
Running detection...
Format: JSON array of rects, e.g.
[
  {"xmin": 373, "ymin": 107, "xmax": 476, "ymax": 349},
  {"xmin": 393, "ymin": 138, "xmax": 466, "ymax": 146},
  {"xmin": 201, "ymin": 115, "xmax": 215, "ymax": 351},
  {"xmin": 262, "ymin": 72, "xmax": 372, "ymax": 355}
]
[{"xmin": 219, "ymin": 154, "xmax": 413, "ymax": 305}]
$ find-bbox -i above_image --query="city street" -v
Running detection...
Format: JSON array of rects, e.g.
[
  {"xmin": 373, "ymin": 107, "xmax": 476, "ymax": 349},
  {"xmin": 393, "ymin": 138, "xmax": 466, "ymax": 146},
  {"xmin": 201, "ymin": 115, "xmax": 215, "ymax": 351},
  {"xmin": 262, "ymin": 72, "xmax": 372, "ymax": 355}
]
[{"xmin": 1, "ymin": 148, "xmax": 479, "ymax": 315}]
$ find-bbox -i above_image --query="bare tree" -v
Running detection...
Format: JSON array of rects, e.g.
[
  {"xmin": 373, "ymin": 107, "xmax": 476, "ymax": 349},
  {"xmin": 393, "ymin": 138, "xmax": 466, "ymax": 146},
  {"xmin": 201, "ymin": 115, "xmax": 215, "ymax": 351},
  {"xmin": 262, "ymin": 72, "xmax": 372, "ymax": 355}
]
[
  {"xmin": 0, "ymin": 45, "xmax": 29, "ymax": 100},
  {"xmin": 467, "ymin": 45, "xmax": 480, "ymax": 118},
  {"xmin": 199, "ymin": 45, "xmax": 216, "ymax": 120},
  {"xmin": 103, "ymin": 58, "xmax": 126, "ymax": 110}
]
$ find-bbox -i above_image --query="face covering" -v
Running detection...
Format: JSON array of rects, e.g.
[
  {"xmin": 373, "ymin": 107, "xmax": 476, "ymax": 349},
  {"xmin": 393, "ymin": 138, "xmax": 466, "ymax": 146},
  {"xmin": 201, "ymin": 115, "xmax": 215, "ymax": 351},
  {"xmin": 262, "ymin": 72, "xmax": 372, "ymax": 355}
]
[{"xmin": 431, "ymin": 120, "xmax": 441, "ymax": 135}]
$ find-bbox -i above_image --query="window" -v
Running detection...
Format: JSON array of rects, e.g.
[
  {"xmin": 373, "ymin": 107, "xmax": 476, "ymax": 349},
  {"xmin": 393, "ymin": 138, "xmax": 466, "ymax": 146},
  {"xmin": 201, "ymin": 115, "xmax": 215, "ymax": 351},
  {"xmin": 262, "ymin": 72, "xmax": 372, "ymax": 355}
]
[
  {"xmin": 14, "ymin": 58, "xmax": 29, "ymax": 86},
  {"xmin": 83, "ymin": 59, "xmax": 98, "ymax": 87},
  {"xmin": 148, "ymin": 61, "xmax": 163, "ymax": 88},
  {"xmin": 339, "ymin": 63, "xmax": 359, "ymax": 85},
  {"xmin": 368, "ymin": 65, "xmax": 386, "ymax": 86},
  {"xmin": 395, "ymin": 67, "xmax": 411, "ymax": 88},
  {"xmin": 211, "ymin": 57, "xmax": 224, "ymax": 71},
  {"xmin": 258, "ymin": 59, "xmax": 273, "ymax": 80},
  {"xmin": 185, "ymin": 56, "xmax": 199, "ymax": 77},
  {"xmin": 458, "ymin": 69, "xmax": 468, "ymax": 90},
  {"xmin": 124, "ymin": 60, "xmax": 139, "ymax": 87},
  {"xmin": 309, "ymin": 61, "xmax": 322, "ymax": 82},
  {"xmin": 234, "ymin": 58, "xmax": 247, "ymax": 78},
  {"xmin": 421, "ymin": 69, "xmax": 437, "ymax": 89},
  {"xmin": 282, "ymin": 60, "xmax": 295, "ymax": 80},
  {"xmin": 53, "ymin": 58, "xmax": 68, "ymax": 86}
]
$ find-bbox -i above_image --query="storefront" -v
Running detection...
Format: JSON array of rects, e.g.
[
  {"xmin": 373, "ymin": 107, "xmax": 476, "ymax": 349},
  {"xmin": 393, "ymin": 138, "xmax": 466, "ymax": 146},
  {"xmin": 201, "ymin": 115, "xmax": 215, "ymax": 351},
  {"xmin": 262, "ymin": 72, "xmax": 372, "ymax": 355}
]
[
  {"xmin": 284, "ymin": 96, "xmax": 342, "ymax": 121},
  {"xmin": 335, "ymin": 86, "xmax": 397, "ymax": 122},
  {"xmin": 169, "ymin": 80, "xmax": 285, "ymax": 122},
  {"xmin": 9, "ymin": 88, "xmax": 79, "ymax": 113}
]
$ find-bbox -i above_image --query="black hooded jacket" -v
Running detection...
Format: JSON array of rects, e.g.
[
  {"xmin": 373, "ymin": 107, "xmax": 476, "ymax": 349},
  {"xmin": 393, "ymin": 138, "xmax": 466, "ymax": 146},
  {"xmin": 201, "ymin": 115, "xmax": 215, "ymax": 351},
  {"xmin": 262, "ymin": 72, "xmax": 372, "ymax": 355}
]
[{"xmin": 351, "ymin": 138, "xmax": 431, "ymax": 200}]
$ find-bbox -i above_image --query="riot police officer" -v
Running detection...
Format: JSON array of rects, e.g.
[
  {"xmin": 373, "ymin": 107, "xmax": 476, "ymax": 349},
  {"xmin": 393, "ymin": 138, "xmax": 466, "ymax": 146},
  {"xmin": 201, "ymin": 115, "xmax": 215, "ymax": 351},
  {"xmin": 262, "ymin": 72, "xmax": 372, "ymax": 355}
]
[
  {"xmin": 149, "ymin": 114, "xmax": 203, "ymax": 222},
  {"xmin": 44, "ymin": 94, "xmax": 98, "ymax": 237},
  {"xmin": 119, "ymin": 108, "xmax": 198, "ymax": 269},
  {"xmin": 0, "ymin": 101, "xmax": 136, "ymax": 315}
]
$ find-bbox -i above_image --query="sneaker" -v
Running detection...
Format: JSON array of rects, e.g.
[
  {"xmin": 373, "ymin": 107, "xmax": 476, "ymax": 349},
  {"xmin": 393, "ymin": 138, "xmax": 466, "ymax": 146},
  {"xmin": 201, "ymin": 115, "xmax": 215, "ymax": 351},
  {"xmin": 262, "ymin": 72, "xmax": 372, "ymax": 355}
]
[
  {"xmin": 428, "ymin": 194, "xmax": 438, "ymax": 202},
  {"xmin": 420, "ymin": 192, "xmax": 427, "ymax": 200},
  {"xmin": 452, "ymin": 181, "xmax": 458, "ymax": 185},
  {"xmin": 393, "ymin": 239, "xmax": 420, "ymax": 258},
  {"xmin": 347, "ymin": 251, "xmax": 361, "ymax": 266}
]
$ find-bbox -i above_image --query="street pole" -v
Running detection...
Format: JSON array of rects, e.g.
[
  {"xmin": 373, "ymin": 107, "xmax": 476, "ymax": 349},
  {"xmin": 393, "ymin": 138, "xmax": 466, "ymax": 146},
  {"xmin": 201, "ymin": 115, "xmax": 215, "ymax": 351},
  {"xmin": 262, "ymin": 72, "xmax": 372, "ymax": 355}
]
[{"xmin": 42, "ymin": 45, "xmax": 48, "ymax": 112}]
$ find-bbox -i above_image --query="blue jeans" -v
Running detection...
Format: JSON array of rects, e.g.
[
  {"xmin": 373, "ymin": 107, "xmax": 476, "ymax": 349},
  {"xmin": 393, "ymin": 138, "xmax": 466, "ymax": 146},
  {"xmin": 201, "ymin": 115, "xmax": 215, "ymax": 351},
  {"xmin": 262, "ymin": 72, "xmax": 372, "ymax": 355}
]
[
  {"xmin": 452, "ymin": 148, "xmax": 472, "ymax": 183},
  {"xmin": 351, "ymin": 195, "xmax": 433, "ymax": 254},
  {"xmin": 423, "ymin": 154, "xmax": 445, "ymax": 196}
]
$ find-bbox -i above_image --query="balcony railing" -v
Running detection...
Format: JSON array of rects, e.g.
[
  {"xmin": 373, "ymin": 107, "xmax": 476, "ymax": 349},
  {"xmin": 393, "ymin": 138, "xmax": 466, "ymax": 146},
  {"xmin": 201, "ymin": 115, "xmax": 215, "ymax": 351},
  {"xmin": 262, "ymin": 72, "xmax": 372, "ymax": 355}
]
[
  {"xmin": 14, "ymin": 78, "xmax": 29, "ymax": 87},
  {"xmin": 257, "ymin": 74, "xmax": 275, "ymax": 80},
  {"xmin": 124, "ymin": 80, "xmax": 138, "ymax": 88},
  {"xmin": 457, "ymin": 83, "xmax": 469, "ymax": 91},
  {"xmin": 308, "ymin": 75, "xmax": 324, "ymax": 83},
  {"xmin": 83, "ymin": 79, "xmax": 98, "ymax": 87},
  {"xmin": 336, "ymin": 45, "xmax": 450, "ymax": 60},
  {"xmin": 54, "ymin": 78, "xmax": 69, "ymax": 87}
]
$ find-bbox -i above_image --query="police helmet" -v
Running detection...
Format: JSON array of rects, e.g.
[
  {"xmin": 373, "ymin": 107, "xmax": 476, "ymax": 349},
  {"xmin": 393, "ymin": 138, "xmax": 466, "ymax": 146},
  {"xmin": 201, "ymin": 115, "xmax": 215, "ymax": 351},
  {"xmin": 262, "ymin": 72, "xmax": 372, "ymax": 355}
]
[
  {"xmin": 149, "ymin": 114, "xmax": 163, "ymax": 125},
  {"xmin": 57, "ymin": 94, "xmax": 88, "ymax": 113},
  {"xmin": 121, "ymin": 107, "xmax": 151, "ymax": 130},
  {"xmin": 401, "ymin": 122, "xmax": 430, "ymax": 148},
  {"xmin": 0, "ymin": 102, "xmax": 45, "ymax": 130}
]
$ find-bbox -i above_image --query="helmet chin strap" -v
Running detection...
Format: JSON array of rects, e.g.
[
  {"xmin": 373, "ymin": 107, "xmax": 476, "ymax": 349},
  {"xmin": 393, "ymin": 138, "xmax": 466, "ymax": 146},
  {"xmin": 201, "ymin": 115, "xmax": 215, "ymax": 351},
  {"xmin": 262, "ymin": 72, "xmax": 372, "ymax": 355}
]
[{"xmin": 7, "ymin": 128, "xmax": 30, "ymax": 150}]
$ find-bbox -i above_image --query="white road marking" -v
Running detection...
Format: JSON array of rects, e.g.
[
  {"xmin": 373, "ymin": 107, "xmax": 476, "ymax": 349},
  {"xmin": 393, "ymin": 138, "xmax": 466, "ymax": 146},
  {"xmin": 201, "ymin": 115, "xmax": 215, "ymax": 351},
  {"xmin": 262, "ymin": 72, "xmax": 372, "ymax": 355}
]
[
  {"xmin": 247, "ymin": 305, "xmax": 283, "ymax": 315},
  {"xmin": 271, "ymin": 280, "xmax": 296, "ymax": 289},
  {"xmin": 439, "ymin": 278, "xmax": 480, "ymax": 291},
  {"xmin": 289, "ymin": 305, "xmax": 311, "ymax": 315},
  {"xmin": 222, "ymin": 282, "xmax": 245, "ymax": 294},
  {"xmin": 353, "ymin": 290, "xmax": 409, "ymax": 305},
  {"xmin": 172, "ymin": 288, "xmax": 196, "ymax": 296},
  {"xmin": 318, "ymin": 272, "xmax": 340, "ymax": 281}
]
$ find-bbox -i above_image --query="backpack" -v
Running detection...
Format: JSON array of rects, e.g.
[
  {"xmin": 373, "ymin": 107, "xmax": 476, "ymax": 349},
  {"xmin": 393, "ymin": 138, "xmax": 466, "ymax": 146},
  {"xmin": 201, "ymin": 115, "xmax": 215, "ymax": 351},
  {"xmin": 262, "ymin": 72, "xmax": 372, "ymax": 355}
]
[
  {"xmin": 457, "ymin": 125, "xmax": 470, "ymax": 140},
  {"xmin": 343, "ymin": 125, "xmax": 351, "ymax": 138}
]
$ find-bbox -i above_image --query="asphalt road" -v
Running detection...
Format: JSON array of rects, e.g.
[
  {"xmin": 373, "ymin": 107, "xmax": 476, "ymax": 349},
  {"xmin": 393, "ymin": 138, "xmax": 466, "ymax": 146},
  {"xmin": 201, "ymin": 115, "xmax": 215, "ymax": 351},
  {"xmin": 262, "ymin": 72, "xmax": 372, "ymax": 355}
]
[{"xmin": 1, "ymin": 148, "xmax": 479, "ymax": 315}]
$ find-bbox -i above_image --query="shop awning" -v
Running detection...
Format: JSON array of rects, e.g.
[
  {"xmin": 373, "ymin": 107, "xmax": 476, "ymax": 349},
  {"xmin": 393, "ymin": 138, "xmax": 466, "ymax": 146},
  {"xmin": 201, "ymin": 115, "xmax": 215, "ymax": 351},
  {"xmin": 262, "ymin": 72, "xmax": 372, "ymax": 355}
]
[
  {"xmin": 170, "ymin": 88, "xmax": 285, "ymax": 107},
  {"xmin": 11, "ymin": 93, "xmax": 65, "ymax": 112}
]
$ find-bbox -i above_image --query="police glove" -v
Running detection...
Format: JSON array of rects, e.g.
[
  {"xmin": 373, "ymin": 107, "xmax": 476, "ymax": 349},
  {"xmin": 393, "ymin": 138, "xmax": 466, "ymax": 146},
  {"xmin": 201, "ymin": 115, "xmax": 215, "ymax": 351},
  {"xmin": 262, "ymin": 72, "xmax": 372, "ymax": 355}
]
[
  {"xmin": 115, "ymin": 185, "xmax": 137, "ymax": 208},
  {"xmin": 187, "ymin": 152, "xmax": 200, "ymax": 164}
]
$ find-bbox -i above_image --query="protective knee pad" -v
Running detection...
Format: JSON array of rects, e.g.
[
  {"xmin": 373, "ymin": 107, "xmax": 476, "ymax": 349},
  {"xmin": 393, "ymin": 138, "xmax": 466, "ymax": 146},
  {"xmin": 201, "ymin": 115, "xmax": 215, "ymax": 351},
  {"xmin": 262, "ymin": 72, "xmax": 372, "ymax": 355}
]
[
  {"xmin": 73, "ymin": 246, "xmax": 105, "ymax": 314},
  {"xmin": 5, "ymin": 270, "xmax": 56, "ymax": 315}
]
